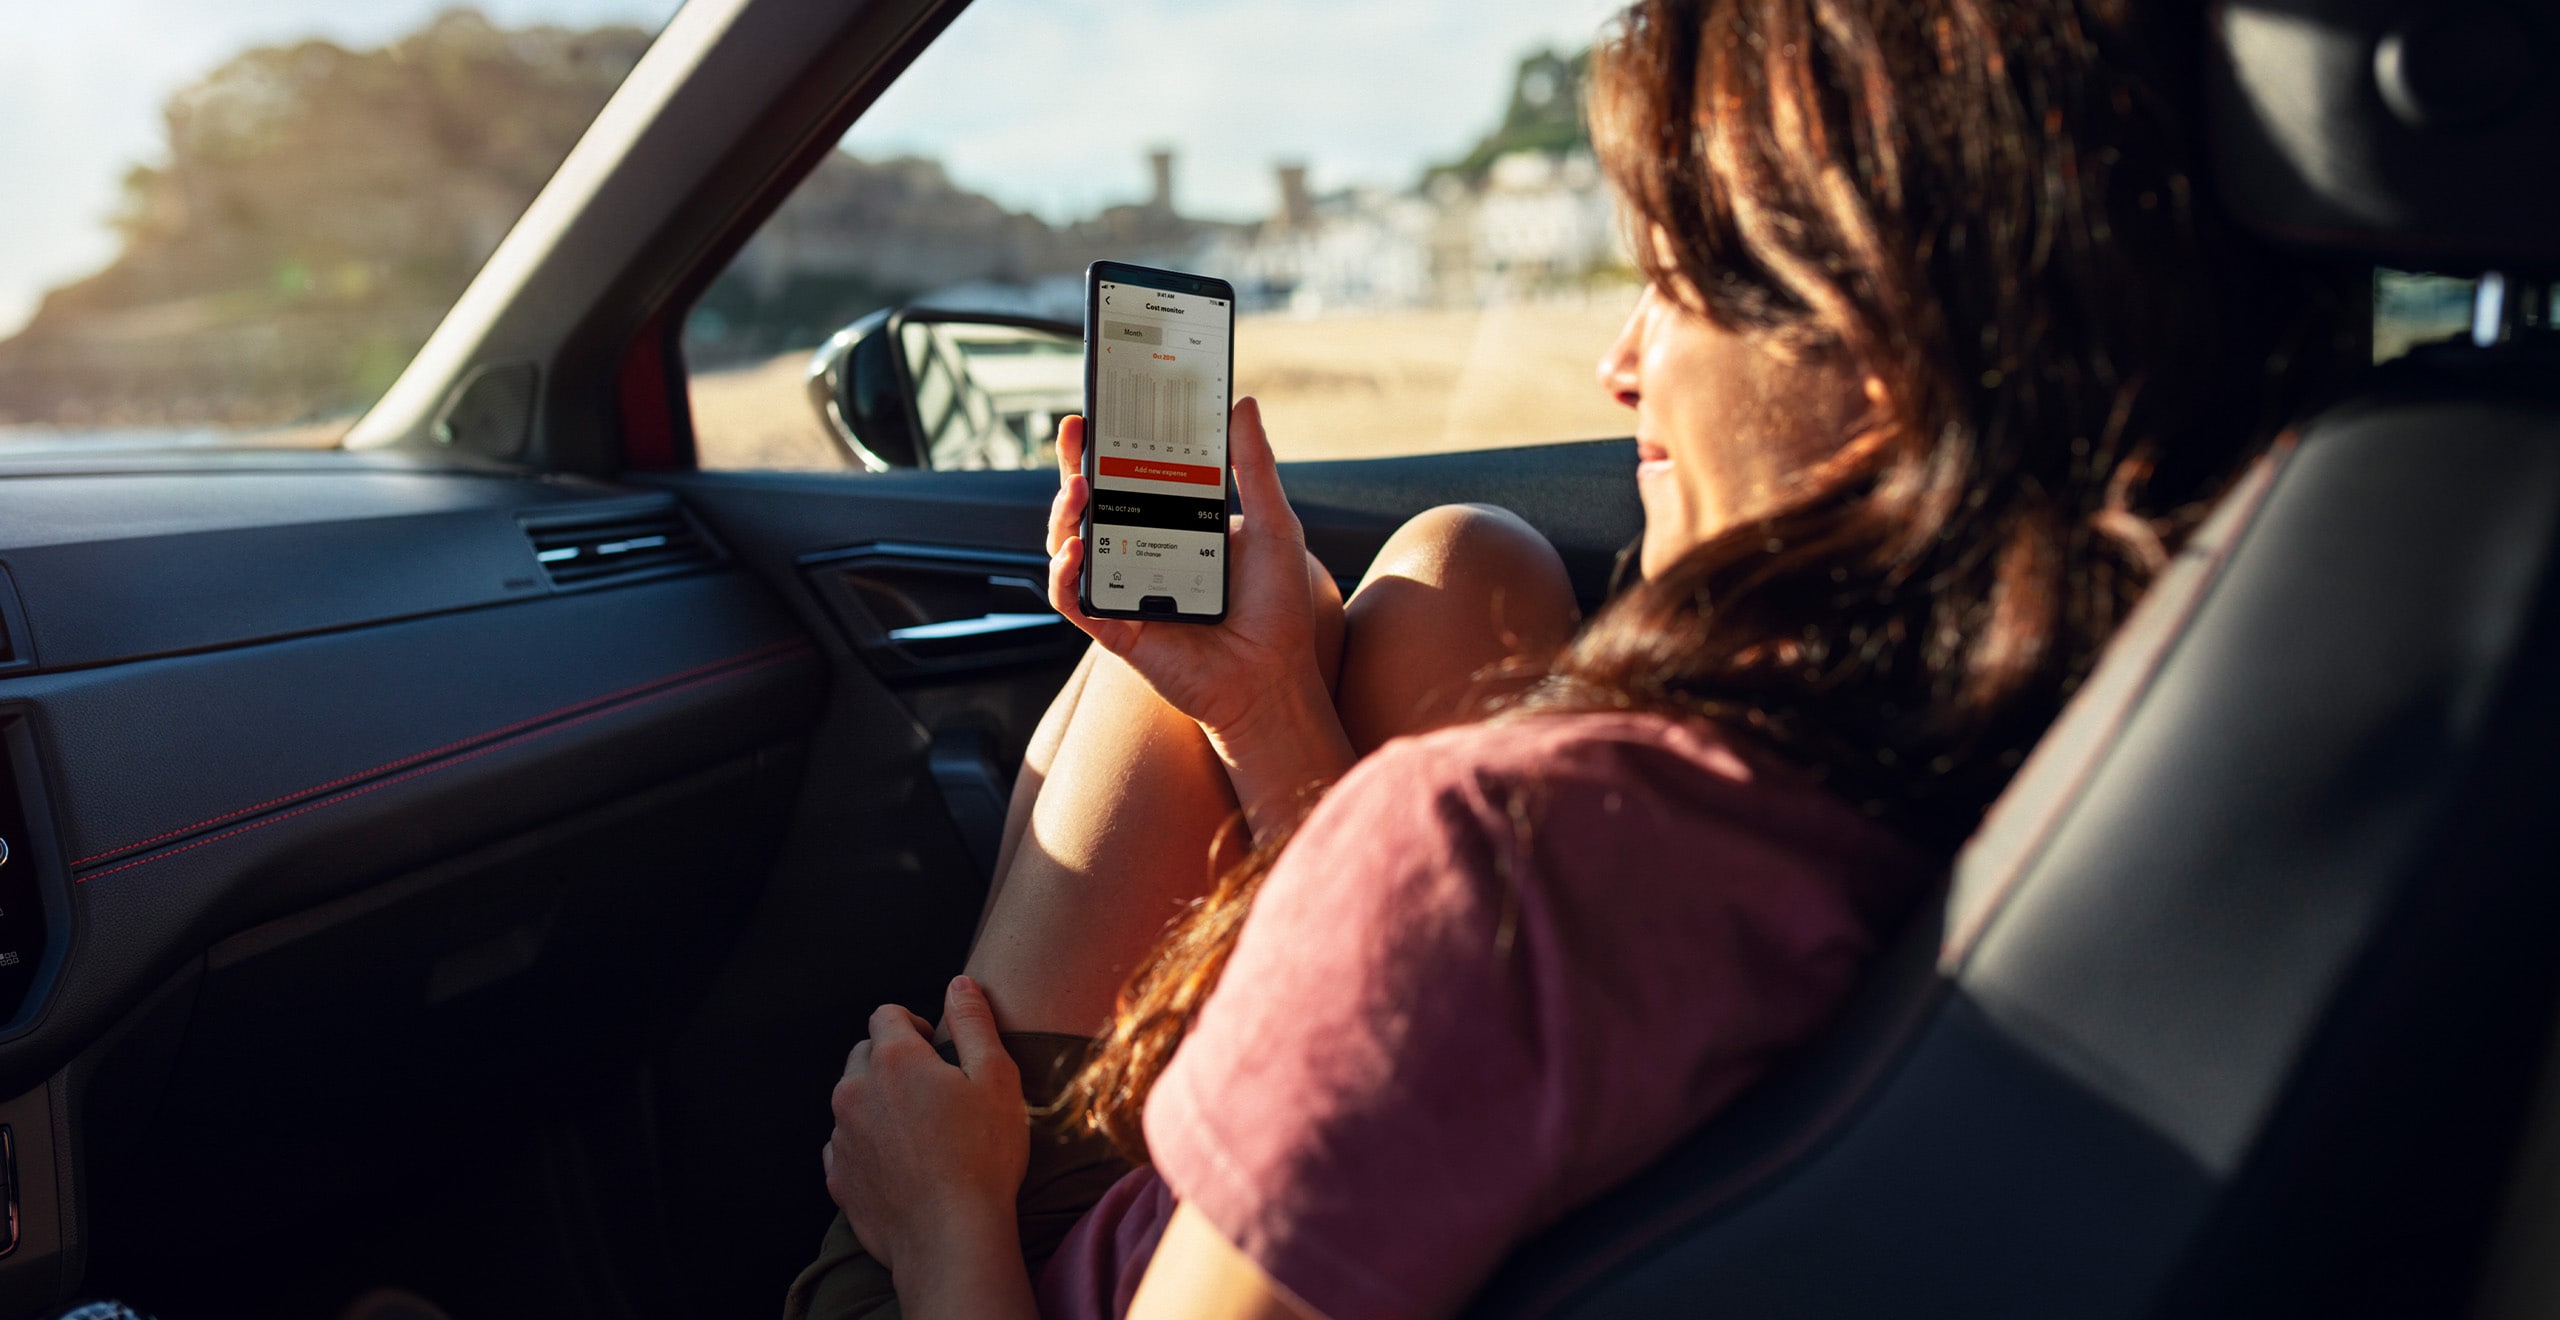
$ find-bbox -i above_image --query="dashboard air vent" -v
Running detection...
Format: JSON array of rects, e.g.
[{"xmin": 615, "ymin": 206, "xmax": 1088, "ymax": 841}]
[{"xmin": 521, "ymin": 502, "xmax": 719, "ymax": 590}]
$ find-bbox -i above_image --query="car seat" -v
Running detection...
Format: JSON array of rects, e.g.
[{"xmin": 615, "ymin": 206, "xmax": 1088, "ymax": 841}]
[{"xmin": 1465, "ymin": 2, "xmax": 2560, "ymax": 1315}]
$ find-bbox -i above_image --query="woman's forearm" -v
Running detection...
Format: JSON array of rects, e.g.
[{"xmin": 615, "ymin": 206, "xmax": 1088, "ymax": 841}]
[
  {"xmin": 1204, "ymin": 666, "xmax": 1358, "ymax": 838},
  {"xmin": 895, "ymin": 1210, "xmax": 1041, "ymax": 1320}
]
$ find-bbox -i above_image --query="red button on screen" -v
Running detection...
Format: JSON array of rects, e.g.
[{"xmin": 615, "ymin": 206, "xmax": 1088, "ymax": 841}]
[{"xmin": 1099, "ymin": 456, "xmax": 1221, "ymax": 486}]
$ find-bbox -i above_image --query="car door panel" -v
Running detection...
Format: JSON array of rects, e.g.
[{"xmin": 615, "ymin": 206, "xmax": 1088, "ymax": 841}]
[{"xmin": 656, "ymin": 436, "xmax": 1642, "ymax": 608}]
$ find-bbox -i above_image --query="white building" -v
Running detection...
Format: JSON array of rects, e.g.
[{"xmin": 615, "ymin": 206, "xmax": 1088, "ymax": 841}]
[
  {"xmin": 1205, "ymin": 184, "xmax": 1437, "ymax": 316},
  {"xmin": 1201, "ymin": 150, "xmax": 1626, "ymax": 316},
  {"xmin": 1473, "ymin": 150, "xmax": 1621, "ymax": 286}
]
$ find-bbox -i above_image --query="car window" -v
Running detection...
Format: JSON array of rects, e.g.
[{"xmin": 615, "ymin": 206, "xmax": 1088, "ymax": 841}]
[
  {"xmin": 685, "ymin": 0, "xmax": 1641, "ymax": 472},
  {"xmin": 0, "ymin": 4, "xmax": 678, "ymax": 455},
  {"xmin": 2355, "ymin": 269, "xmax": 2560, "ymax": 363},
  {"xmin": 2375, "ymin": 270, "xmax": 2472, "ymax": 361}
]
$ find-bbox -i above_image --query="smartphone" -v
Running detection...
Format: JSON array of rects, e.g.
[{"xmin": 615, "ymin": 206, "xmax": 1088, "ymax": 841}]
[{"xmin": 1079, "ymin": 260, "xmax": 1235, "ymax": 623}]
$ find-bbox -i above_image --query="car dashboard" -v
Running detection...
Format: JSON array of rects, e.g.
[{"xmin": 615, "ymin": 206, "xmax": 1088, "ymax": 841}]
[{"xmin": 0, "ymin": 454, "xmax": 828, "ymax": 1307}]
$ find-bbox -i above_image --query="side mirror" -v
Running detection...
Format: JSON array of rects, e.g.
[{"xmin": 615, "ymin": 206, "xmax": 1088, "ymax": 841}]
[{"xmin": 806, "ymin": 307, "xmax": 1082, "ymax": 471}]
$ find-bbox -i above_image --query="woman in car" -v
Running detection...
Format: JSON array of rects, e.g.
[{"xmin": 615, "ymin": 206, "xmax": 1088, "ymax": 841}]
[{"xmin": 793, "ymin": 0, "xmax": 2346, "ymax": 1316}]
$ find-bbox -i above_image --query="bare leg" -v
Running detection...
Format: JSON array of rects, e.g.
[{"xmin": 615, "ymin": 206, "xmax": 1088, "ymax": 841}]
[
  {"xmin": 964, "ymin": 554, "xmax": 1343, "ymax": 1036},
  {"xmin": 965, "ymin": 510, "xmax": 1574, "ymax": 1037},
  {"xmin": 1337, "ymin": 503, "xmax": 1581, "ymax": 755},
  {"xmin": 981, "ymin": 648, "xmax": 1096, "ymax": 935}
]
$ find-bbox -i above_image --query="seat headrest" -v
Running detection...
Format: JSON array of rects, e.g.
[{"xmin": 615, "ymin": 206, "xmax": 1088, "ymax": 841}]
[{"xmin": 2209, "ymin": 0, "xmax": 2560, "ymax": 272}]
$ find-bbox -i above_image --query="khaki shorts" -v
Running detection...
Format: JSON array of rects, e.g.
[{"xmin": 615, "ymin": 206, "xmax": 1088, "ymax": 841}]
[{"xmin": 781, "ymin": 1032, "xmax": 1134, "ymax": 1320}]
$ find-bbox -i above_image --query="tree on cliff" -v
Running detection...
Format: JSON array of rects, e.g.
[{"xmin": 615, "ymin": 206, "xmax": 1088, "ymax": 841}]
[{"xmin": 1429, "ymin": 48, "xmax": 1593, "ymax": 186}]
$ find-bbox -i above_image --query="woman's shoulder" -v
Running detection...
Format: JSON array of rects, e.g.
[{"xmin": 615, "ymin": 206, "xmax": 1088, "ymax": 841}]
[
  {"xmin": 1356, "ymin": 710, "xmax": 1863, "ymax": 830},
  {"xmin": 1381, "ymin": 707, "xmax": 1764, "ymax": 782},
  {"xmin": 1318, "ymin": 708, "xmax": 1934, "ymax": 922}
]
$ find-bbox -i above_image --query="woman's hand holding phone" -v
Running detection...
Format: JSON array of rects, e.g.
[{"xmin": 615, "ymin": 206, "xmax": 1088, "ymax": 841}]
[{"xmin": 1046, "ymin": 398, "xmax": 1355, "ymax": 832}]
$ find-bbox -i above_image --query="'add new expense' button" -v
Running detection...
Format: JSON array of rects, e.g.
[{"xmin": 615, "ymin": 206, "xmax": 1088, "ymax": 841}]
[{"xmin": 1100, "ymin": 456, "xmax": 1221, "ymax": 486}]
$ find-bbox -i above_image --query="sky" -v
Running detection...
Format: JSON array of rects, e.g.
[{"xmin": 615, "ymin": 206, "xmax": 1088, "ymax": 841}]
[
  {"xmin": 849, "ymin": 0, "xmax": 1625, "ymax": 225},
  {"xmin": 0, "ymin": 0, "xmax": 1621, "ymax": 338}
]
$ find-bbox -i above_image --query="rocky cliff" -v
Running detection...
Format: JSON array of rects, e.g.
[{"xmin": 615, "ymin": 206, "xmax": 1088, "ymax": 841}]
[{"xmin": 0, "ymin": 10, "xmax": 649, "ymax": 428}]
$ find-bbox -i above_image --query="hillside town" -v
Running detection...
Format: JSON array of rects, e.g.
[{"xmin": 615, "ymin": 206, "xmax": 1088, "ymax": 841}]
[{"xmin": 692, "ymin": 47, "xmax": 1626, "ymax": 367}]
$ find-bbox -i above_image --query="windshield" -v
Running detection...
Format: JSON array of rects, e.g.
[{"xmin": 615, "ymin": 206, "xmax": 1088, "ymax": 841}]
[{"xmin": 0, "ymin": 1, "xmax": 680, "ymax": 455}]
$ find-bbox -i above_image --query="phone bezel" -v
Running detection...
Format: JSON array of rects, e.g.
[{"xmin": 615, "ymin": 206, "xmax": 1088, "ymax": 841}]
[{"xmin": 1078, "ymin": 259, "xmax": 1236, "ymax": 625}]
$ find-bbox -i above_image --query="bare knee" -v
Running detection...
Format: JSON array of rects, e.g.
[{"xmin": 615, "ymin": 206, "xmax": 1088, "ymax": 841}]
[
  {"xmin": 1355, "ymin": 504, "xmax": 1577, "ymax": 645},
  {"xmin": 1365, "ymin": 502, "xmax": 1539, "ymax": 579},
  {"xmin": 1337, "ymin": 505, "xmax": 1577, "ymax": 751}
]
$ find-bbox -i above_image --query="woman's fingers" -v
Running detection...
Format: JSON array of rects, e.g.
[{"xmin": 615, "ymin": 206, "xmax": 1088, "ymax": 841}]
[
  {"xmin": 1045, "ymin": 531, "xmax": 1084, "ymax": 621},
  {"xmin": 868, "ymin": 1002, "xmax": 927, "ymax": 1056},
  {"xmin": 1047, "ymin": 472, "xmax": 1089, "ymax": 559},
  {"xmin": 1048, "ymin": 533, "xmax": 1139, "ymax": 654},
  {"xmin": 1226, "ymin": 397, "xmax": 1299, "ymax": 543},
  {"xmin": 1048, "ymin": 416, "xmax": 1087, "ymax": 556},
  {"xmin": 1055, "ymin": 413, "xmax": 1084, "ymax": 478},
  {"xmin": 943, "ymin": 975, "xmax": 1014, "ymax": 1085}
]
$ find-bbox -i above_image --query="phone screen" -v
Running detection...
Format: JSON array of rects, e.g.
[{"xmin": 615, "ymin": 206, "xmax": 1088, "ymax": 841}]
[{"xmin": 1086, "ymin": 273, "xmax": 1232, "ymax": 619}]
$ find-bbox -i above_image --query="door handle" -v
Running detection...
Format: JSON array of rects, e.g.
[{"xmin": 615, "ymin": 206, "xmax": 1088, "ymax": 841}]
[
  {"xmin": 802, "ymin": 544, "xmax": 1082, "ymax": 677},
  {"xmin": 887, "ymin": 612, "xmax": 1061, "ymax": 642}
]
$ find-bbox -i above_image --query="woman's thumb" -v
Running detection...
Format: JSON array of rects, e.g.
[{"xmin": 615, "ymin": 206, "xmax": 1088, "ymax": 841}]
[{"xmin": 944, "ymin": 975, "xmax": 1004, "ymax": 1079}]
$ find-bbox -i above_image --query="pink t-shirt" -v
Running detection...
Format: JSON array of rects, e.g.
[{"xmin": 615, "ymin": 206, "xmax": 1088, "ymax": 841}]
[{"xmin": 1038, "ymin": 711, "xmax": 1932, "ymax": 1320}]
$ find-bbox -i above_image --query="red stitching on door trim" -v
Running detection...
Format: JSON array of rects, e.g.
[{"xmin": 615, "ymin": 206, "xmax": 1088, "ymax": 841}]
[{"xmin": 73, "ymin": 640, "xmax": 812, "ymax": 877}]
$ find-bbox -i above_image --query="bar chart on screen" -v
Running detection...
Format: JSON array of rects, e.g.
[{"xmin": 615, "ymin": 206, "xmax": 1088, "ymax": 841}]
[{"xmin": 1098, "ymin": 360, "xmax": 1207, "ymax": 455}]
